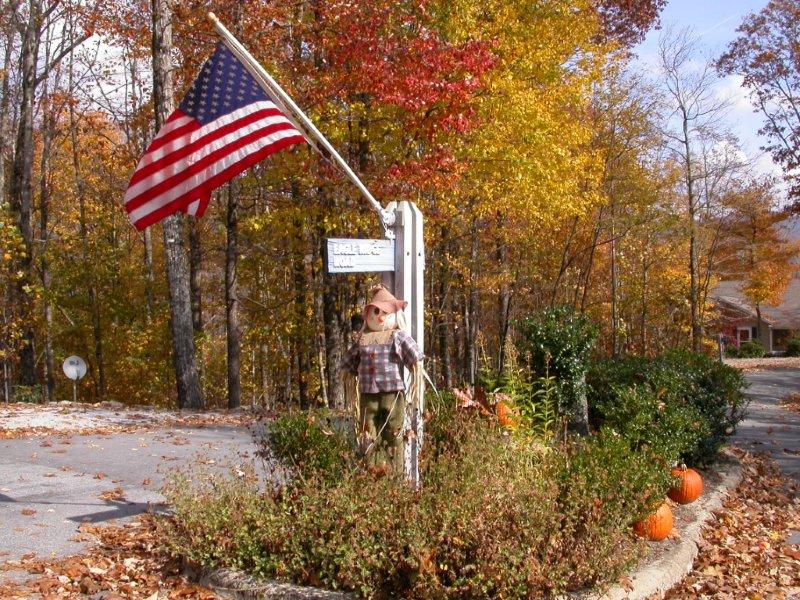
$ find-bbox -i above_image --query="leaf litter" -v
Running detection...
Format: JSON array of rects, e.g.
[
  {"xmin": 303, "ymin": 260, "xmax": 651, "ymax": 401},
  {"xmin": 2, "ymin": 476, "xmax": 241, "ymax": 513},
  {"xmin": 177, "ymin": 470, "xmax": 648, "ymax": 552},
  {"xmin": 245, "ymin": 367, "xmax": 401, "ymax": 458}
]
[
  {"xmin": 663, "ymin": 450, "xmax": 800, "ymax": 599},
  {"xmin": 0, "ymin": 401, "xmax": 254, "ymax": 440},
  {"xmin": 0, "ymin": 517, "xmax": 218, "ymax": 599}
]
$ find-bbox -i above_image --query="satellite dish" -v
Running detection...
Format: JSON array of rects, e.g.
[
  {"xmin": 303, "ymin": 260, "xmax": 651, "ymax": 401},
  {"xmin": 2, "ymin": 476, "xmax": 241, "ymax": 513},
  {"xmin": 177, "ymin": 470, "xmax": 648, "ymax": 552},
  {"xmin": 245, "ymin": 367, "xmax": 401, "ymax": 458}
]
[{"xmin": 62, "ymin": 356, "xmax": 87, "ymax": 381}]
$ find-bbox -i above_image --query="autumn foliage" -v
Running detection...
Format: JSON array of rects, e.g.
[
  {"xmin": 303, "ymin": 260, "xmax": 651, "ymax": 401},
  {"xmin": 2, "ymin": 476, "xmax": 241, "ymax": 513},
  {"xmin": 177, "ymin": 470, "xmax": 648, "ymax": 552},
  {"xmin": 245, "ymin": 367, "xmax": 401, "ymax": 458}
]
[{"xmin": 0, "ymin": 0, "xmax": 795, "ymax": 407}]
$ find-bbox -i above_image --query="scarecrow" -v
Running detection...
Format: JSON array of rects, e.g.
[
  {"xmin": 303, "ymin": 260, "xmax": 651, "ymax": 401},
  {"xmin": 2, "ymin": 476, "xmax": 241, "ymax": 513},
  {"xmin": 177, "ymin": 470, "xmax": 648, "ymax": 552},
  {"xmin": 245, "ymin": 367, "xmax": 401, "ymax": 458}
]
[{"xmin": 343, "ymin": 284, "xmax": 424, "ymax": 475}]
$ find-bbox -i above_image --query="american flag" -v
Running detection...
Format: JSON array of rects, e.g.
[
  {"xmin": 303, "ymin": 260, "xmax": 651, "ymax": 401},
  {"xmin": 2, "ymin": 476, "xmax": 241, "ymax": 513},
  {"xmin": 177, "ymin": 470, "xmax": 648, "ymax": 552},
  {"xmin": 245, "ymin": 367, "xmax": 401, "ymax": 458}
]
[{"xmin": 125, "ymin": 43, "xmax": 305, "ymax": 231}]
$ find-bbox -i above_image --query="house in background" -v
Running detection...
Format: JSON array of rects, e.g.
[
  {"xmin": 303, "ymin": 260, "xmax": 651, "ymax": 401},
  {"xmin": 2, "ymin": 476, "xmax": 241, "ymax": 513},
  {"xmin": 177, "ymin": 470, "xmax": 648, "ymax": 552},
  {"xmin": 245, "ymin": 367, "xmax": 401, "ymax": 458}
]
[
  {"xmin": 709, "ymin": 216, "xmax": 800, "ymax": 354},
  {"xmin": 710, "ymin": 278, "xmax": 800, "ymax": 353}
]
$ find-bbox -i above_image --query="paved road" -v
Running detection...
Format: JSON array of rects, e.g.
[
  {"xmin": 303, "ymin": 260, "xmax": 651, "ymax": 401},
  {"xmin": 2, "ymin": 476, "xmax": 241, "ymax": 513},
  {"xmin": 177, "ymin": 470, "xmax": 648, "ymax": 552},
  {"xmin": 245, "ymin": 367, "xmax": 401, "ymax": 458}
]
[
  {"xmin": 735, "ymin": 369, "xmax": 800, "ymax": 482},
  {"xmin": 0, "ymin": 425, "xmax": 258, "ymax": 562}
]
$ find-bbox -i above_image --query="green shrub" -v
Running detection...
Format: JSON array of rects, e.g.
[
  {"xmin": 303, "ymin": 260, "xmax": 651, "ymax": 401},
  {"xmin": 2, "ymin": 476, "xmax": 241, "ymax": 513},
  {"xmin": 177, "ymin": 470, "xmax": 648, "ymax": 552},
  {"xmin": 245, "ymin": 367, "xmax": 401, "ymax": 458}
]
[
  {"xmin": 512, "ymin": 375, "xmax": 560, "ymax": 440},
  {"xmin": 738, "ymin": 339, "xmax": 766, "ymax": 358},
  {"xmin": 587, "ymin": 350, "xmax": 748, "ymax": 465},
  {"xmin": 476, "ymin": 358, "xmax": 560, "ymax": 441},
  {"xmin": 516, "ymin": 307, "xmax": 598, "ymax": 433},
  {"xmin": 257, "ymin": 410, "xmax": 353, "ymax": 482},
  {"xmin": 12, "ymin": 385, "xmax": 41, "ymax": 404},
  {"xmin": 560, "ymin": 428, "xmax": 674, "ymax": 522},
  {"xmin": 785, "ymin": 336, "xmax": 800, "ymax": 357},
  {"xmin": 590, "ymin": 384, "xmax": 709, "ymax": 466},
  {"xmin": 724, "ymin": 344, "xmax": 740, "ymax": 358},
  {"xmin": 165, "ymin": 417, "xmax": 667, "ymax": 598}
]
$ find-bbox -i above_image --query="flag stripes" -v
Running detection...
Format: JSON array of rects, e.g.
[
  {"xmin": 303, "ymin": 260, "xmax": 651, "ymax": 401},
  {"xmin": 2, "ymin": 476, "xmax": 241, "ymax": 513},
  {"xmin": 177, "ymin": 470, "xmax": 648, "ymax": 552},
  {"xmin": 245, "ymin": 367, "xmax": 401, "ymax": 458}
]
[{"xmin": 124, "ymin": 43, "xmax": 305, "ymax": 230}]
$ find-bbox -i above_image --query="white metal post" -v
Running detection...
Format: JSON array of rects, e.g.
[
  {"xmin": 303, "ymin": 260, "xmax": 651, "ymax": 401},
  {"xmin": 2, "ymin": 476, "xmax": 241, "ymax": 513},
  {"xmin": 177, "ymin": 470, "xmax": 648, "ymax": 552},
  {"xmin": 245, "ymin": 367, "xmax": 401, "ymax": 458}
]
[
  {"xmin": 382, "ymin": 201, "xmax": 425, "ymax": 486},
  {"xmin": 409, "ymin": 203, "xmax": 425, "ymax": 475}
]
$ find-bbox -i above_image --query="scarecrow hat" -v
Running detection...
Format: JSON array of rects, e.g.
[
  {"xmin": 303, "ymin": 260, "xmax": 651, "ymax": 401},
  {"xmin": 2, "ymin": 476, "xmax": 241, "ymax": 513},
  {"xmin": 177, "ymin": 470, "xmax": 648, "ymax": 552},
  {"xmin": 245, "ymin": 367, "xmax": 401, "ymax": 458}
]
[{"xmin": 365, "ymin": 284, "xmax": 407, "ymax": 314}]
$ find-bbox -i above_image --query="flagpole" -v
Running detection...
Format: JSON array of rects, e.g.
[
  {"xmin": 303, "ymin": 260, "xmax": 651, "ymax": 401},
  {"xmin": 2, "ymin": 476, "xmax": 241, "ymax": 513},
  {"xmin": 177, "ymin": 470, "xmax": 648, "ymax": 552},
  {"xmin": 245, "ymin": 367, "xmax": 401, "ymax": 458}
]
[{"xmin": 207, "ymin": 12, "xmax": 395, "ymax": 236}]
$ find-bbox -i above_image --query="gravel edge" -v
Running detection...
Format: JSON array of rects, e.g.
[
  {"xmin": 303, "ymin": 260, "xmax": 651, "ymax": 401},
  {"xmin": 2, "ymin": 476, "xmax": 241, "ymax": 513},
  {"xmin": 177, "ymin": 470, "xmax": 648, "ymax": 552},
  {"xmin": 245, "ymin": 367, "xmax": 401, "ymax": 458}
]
[{"xmin": 188, "ymin": 451, "xmax": 743, "ymax": 600}]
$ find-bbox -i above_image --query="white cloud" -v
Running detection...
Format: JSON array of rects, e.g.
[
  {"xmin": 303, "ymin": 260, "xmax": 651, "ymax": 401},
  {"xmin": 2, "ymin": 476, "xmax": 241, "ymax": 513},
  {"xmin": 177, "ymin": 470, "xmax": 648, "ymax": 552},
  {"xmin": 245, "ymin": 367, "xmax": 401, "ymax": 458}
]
[{"xmin": 715, "ymin": 74, "xmax": 753, "ymax": 114}]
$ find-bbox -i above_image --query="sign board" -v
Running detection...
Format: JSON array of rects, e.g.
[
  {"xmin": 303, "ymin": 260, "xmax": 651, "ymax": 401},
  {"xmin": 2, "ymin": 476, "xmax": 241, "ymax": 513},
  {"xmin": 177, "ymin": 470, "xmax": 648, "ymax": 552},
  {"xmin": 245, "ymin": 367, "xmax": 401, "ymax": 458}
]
[
  {"xmin": 62, "ymin": 356, "xmax": 87, "ymax": 381},
  {"xmin": 326, "ymin": 238, "xmax": 395, "ymax": 273}
]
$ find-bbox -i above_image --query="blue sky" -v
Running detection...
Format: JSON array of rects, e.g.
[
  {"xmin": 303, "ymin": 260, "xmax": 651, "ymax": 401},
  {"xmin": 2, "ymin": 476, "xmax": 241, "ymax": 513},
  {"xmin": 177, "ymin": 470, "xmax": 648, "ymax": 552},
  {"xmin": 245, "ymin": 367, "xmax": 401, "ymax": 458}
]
[{"xmin": 633, "ymin": 0, "xmax": 779, "ymax": 179}]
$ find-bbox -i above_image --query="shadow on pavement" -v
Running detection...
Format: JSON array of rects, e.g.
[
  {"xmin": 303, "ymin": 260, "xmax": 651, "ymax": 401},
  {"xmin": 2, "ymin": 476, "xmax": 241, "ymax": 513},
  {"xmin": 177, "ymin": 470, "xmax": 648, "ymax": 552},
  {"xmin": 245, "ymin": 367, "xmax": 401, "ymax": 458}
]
[{"xmin": 67, "ymin": 500, "xmax": 169, "ymax": 523}]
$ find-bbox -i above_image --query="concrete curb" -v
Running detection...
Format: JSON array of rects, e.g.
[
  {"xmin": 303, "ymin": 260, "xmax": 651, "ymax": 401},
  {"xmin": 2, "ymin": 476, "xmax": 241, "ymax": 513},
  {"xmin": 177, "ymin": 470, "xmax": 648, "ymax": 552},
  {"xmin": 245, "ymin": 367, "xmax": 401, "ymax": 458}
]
[
  {"xmin": 190, "ymin": 452, "xmax": 743, "ymax": 600},
  {"xmin": 185, "ymin": 564, "xmax": 352, "ymax": 599},
  {"xmin": 576, "ymin": 449, "xmax": 743, "ymax": 600}
]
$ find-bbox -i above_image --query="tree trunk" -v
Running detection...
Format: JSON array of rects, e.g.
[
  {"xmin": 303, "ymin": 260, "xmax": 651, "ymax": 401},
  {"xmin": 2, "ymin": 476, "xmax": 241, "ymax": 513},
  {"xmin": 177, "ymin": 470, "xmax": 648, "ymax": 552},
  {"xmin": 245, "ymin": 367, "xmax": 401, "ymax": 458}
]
[
  {"xmin": 552, "ymin": 216, "xmax": 579, "ymax": 306},
  {"xmin": 188, "ymin": 218, "xmax": 203, "ymax": 334},
  {"xmin": 255, "ymin": 239, "xmax": 270, "ymax": 408},
  {"xmin": 9, "ymin": 2, "xmax": 41, "ymax": 389},
  {"xmin": 38, "ymin": 70, "xmax": 55, "ymax": 402},
  {"xmin": 683, "ymin": 112, "xmax": 701, "ymax": 352},
  {"xmin": 69, "ymin": 42, "xmax": 105, "ymax": 400},
  {"xmin": 610, "ymin": 239, "xmax": 620, "ymax": 356},
  {"xmin": 641, "ymin": 258, "xmax": 649, "ymax": 356},
  {"xmin": 291, "ymin": 213, "xmax": 310, "ymax": 409},
  {"xmin": 151, "ymin": 0, "xmax": 203, "ymax": 409},
  {"xmin": 143, "ymin": 229, "xmax": 155, "ymax": 320},
  {"xmin": 260, "ymin": 341, "xmax": 270, "ymax": 409},
  {"xmin": 466, "ymin": 222, "xmax": 479, "ymax": 384},
  {"xmin": 128, "ymin": 57, "xmax": 155, "ymax": 321},
  {"xmin": 0, "ymin": 13, "xmax": 14, "ymax": 219},
  {"xmin": 454, "ymin": 294, "xmax": 465, "ymax": 381},
  {"xmin": 318, "ymin": 236, "xmax": 345, "ymax": 409},
  {"xmin": 755, "ymin": 304, "xmax": 763, "ymax": 343},
  {"xmin": 496, "ymin": 238, "xmax": 510, "ymax": 375},
  {"xmin": 0, "ymin": 24, "xmax": 14, "ymax": 397},
  {"xmin": 438, "ymin": 263, "xmax": 453, "ymax": 390},
  {"xmin": 580, "ymin": 214, "xmax": 603, "ymax": 314},
  {"xmin": 569, "ymin": 372, "xmax": 590, "ymax": 436},
  {"xmin": 225, "ymin": 181, "xmax": 241, "ymax": 409},
  {"xmin": 467, "ymin": 230, "xmax": 478, "ymax": 385}
]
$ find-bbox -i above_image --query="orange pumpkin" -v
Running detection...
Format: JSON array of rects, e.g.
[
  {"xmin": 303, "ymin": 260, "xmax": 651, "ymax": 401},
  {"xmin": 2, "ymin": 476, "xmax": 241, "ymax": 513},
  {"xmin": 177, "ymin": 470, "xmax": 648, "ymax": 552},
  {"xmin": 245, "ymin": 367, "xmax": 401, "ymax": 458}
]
[
  {"xmin": 668, "ymin": 467, "xmax": 703, "ymax": 504},
  {"xmin": 633, "ymin": 502, "xmax": 673, "ymax": 541},
  {"xmin": 495, "ymin": 400, "xmax": 516, "ymax": 429}
]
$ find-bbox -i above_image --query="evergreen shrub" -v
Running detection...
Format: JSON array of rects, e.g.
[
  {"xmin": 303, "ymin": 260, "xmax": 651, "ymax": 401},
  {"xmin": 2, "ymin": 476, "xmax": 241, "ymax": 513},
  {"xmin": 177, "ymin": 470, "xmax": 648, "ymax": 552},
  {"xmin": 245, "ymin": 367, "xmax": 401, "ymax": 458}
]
[
  {"xmin": 785, "ymin": 336, "xmax": 800, "ymax": 357},
  {"xmin": 587, "ymin": 350, "xmax": 748, "ymax": 465},
  {"xmin": 738, "ymin": 340, "xmax": 766, "ymax": 358},
  {"xmin": 516, "ymin": 307, "xmax": 597, "ymax": 432}
]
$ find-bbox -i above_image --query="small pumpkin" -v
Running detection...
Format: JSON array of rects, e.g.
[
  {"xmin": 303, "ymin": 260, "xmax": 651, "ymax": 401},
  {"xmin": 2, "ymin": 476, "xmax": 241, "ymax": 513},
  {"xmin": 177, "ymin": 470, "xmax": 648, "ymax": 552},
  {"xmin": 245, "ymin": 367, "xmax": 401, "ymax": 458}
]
[
  {"xmin": 633, "ymin": 502, "xmax": 673, "ymax": 541},
  {"xmin": 668, "ymin": 467, "xmax": 703, "ymax": 504},
  {"xmin": 495, "ymin": 400, "xmax": 516, "ymax": 429}
]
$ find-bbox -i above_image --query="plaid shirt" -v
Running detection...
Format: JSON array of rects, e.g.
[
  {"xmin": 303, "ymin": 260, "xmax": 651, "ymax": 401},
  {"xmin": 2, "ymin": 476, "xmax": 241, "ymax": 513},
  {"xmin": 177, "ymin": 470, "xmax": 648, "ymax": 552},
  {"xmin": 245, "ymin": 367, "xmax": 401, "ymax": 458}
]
[{"xmin": 343, "ymin": 330, "xmax": 424, "ymax": 393}]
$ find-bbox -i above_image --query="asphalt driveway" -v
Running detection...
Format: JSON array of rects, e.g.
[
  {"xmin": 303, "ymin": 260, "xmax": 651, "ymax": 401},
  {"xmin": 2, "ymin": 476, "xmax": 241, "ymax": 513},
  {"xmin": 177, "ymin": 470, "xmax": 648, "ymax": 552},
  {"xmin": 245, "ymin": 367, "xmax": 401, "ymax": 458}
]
[
  {"xmin": 0, "ymin": 425, "xmax": 258, "ymax": 562},
  {"xmin": 735, "ymin": 369, "xmax": 800, "ymax": 482}
]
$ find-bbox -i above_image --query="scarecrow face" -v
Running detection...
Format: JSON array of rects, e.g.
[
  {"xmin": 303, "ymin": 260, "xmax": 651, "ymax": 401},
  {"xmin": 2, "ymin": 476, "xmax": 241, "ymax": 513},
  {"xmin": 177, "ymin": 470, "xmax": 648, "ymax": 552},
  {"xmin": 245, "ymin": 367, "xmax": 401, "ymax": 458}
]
[{"xmin": 365, "ymin": 305, "xmax": 397, "ymax": 332}]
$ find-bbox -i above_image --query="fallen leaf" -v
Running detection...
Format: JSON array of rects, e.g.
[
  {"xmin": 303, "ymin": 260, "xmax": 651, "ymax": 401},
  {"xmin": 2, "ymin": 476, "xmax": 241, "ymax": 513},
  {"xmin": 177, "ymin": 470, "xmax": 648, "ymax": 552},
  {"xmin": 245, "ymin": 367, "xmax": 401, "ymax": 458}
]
[{"xmin": 99, "ymin": 488, "xmax": 125, "ymax": 502}]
